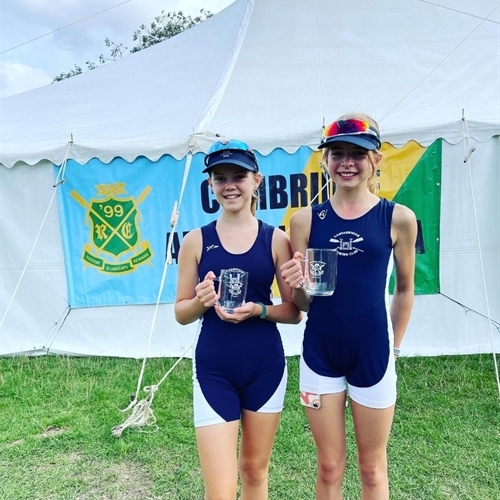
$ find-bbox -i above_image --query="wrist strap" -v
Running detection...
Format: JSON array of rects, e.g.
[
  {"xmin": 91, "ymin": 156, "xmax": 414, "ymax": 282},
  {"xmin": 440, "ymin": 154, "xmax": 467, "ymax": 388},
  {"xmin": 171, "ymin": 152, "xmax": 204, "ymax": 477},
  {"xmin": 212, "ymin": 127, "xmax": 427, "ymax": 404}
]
[
  {"xmin": 393, "ymin": 347, "xmax": 401, "ymax": 357},
  {"xmin": 256, "ymin": 302, "xmax": 267, "ymax": 319}
]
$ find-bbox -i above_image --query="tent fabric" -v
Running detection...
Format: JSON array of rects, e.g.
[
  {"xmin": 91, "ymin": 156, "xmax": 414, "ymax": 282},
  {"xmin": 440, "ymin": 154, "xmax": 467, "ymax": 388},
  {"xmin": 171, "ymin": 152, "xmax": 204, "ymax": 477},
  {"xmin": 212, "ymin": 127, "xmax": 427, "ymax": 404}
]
[
  {"xmin": 0, "ymin": 140, "xmax": 498, "ymax": 358},
  {"xmin": 1, "ymin": 0, "xmax": 499, "ymax": 358},
  {"xmin": 1, "ymin": 0, "xmax": 499, "ymax": 169}
]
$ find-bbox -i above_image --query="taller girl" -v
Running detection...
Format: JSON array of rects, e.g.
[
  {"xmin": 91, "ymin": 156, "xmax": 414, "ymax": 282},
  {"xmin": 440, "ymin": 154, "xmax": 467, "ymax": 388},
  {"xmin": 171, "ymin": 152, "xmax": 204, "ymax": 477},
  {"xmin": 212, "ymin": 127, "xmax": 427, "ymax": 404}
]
[{"xmin": 281, "ymin": 113, "xmax": 417, "ymax": 499}]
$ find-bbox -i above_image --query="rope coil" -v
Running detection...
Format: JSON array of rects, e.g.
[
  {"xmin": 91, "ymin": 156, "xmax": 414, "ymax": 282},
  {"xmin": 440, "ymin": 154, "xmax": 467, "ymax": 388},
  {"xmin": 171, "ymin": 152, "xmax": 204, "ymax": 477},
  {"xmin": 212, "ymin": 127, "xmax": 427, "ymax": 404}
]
[
  {"xmin": 111, "ymin": 385, "xmax": 159, "ymax": 438},
  {"xmin": 111, "ymin": 148, "xmax": 195, "ymax": 437}
]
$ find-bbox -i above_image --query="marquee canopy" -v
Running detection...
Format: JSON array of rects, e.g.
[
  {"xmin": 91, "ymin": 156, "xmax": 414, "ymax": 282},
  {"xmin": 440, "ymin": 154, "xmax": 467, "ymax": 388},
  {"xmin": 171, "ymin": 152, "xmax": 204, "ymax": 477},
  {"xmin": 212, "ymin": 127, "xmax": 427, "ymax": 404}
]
[{"xmin": 1, "ymin": 0, "xmax": 499, "ymax": 169}]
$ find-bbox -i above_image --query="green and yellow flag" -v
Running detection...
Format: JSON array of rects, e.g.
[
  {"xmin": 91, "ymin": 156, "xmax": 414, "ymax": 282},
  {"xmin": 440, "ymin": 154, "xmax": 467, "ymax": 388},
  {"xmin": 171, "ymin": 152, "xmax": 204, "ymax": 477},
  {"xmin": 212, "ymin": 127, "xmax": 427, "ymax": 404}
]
[{"xmin": 278, "ymin": 140, "xmax": 442, "ymax": 295}]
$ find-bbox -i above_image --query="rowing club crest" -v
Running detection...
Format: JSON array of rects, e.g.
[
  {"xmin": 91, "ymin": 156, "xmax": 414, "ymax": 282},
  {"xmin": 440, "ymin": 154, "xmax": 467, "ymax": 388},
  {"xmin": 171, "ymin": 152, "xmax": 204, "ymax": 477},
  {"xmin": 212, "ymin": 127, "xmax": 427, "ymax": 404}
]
[{"xmin": 71, "ymin": 183, "xmax": 153, "ymax": 274}]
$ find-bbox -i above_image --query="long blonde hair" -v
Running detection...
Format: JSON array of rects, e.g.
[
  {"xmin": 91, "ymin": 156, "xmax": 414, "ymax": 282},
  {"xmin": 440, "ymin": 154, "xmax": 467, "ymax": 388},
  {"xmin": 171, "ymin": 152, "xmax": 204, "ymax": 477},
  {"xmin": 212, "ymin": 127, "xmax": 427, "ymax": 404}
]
[{"xmin": 322, "ymin": 112, "xmax": 383, "ymax": 194}]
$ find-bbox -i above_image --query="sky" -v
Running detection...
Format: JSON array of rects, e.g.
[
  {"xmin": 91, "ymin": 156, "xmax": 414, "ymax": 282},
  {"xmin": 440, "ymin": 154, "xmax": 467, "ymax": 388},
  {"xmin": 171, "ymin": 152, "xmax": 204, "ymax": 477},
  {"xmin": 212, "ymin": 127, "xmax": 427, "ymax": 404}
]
[{"xmin": 0, "ymin": 0, "xmax": 235, "ymax": 99}]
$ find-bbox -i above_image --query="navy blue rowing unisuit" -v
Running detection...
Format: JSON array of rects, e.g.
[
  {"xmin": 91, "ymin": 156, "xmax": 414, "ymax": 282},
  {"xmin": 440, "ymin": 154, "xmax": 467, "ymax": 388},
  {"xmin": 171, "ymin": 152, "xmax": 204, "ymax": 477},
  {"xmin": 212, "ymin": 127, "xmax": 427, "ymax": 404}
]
[
  {"xmin": 300, "ymin": 198, "xmax": 397, "ymax": 408},
  {"xmin": 193, "ymin": 220, "xmax": 287, "ymax": 427}
]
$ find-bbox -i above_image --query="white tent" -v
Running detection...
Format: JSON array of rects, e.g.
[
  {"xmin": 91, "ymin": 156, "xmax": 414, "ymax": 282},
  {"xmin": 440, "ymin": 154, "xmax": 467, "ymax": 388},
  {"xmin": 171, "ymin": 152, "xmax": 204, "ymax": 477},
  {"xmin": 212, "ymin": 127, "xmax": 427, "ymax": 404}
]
[{"xmin": 1, "ymin": 0, "xmax": 499, "ymax": 357}]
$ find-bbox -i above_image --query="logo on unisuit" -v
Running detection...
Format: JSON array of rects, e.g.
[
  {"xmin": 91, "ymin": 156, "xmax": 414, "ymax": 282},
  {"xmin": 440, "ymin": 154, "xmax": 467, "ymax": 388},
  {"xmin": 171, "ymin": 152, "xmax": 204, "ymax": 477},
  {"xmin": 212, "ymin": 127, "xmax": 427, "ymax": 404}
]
[{"xmin": 329, "ymin": 231, "xmax": 364, "ymax": 256}]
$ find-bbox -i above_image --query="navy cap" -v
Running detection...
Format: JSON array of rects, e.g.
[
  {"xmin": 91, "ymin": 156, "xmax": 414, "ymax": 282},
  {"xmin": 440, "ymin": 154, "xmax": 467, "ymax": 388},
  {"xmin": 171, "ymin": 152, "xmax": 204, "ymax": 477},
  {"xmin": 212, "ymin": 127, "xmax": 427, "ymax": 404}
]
[{"xmin": 203, "ymin": 140, "xmax": 259, "ymax": 173}]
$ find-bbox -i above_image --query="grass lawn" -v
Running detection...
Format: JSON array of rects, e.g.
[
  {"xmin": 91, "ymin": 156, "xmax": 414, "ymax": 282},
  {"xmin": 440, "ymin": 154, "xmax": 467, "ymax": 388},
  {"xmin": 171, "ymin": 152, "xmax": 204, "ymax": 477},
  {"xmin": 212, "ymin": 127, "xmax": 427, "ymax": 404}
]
[{"xmin": 0, "ymin": 354, "xmax": 499, "ymax": 499}]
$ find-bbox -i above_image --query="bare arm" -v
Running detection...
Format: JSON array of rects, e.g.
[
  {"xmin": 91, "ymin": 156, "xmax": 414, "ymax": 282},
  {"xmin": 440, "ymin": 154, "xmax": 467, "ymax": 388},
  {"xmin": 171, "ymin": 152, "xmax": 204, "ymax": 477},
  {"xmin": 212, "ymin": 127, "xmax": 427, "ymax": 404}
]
[
  {"xmin": 174, "ymin": 229, "xmax": 217, "ymax": 325},
  {"xmin": 390, "ymin": 204, "xmax": 418, "ymax": 350},
  {"xmin": 222, "ymin": 228, "xmax": 303, "ymax": 324},
  {"xmin": 280, "ymin": 208, "xmax": 313, "ymax": 312},
  {"xmin": 261, "ymin": 228, "xmax": 303, "ymax": 324}
]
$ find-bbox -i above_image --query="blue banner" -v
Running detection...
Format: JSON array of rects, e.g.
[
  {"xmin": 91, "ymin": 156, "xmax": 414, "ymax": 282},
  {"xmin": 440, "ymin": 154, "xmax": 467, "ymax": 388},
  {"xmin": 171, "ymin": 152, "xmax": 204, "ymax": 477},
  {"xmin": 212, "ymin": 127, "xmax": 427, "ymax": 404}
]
[
  {"xmin": 56, "ymin": 143, "xmax": 437, "ymax": 308},
  {"xmin": 56, "ymin": 147, "xmax": 316, "ymax": 307}
]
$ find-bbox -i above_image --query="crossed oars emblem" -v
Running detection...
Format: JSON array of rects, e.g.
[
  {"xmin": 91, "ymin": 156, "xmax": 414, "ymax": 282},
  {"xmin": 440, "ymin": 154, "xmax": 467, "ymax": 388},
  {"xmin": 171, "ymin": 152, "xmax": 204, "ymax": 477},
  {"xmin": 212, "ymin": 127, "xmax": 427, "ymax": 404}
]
[{"xmin": 70, "ymin": 186, "xmax": 151, "ymax": 252}]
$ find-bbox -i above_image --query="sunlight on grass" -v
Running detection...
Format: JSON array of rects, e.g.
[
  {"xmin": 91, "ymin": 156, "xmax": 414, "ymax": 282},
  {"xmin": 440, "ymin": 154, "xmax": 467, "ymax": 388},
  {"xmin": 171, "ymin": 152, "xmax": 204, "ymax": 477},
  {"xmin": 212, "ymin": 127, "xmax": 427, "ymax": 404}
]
[{"xmin": 0, "ymin": 354, "xmax": 499, "ymax": 499}]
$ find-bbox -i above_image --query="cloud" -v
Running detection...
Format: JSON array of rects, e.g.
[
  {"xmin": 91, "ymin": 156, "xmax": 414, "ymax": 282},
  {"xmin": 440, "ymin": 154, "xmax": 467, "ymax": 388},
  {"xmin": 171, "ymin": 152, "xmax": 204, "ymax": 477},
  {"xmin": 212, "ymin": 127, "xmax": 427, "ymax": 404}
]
[
  {"xmin": 1, "ymin": 0, "xmax": 234, "ymax": 98},
  {"xmin": 0, "ymin": 62, "xmax": 53, "ymax": 98}
]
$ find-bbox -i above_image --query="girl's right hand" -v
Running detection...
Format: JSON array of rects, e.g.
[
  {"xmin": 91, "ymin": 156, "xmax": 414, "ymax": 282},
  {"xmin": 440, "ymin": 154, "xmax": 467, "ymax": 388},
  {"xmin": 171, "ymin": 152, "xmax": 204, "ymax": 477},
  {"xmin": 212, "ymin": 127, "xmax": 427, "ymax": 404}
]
[
  {"xmin": 280, "ymin": 252, "xmax": 305, "ymax": 289},
  {"xmin": 195, "ymin": 271, "xmax": 219, "ymax": 308}
]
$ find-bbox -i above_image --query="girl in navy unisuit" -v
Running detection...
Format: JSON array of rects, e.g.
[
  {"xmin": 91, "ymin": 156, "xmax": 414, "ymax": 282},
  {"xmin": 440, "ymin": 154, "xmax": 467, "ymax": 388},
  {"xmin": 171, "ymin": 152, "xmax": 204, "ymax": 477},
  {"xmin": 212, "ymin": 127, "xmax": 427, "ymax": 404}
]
[
  {"xmin": 175, "ymin": 140, "xmax": 302, "ymax": 500},
  {"xmin": 281, "ymin": 113, "xmax": 417, "ymax": 500}
]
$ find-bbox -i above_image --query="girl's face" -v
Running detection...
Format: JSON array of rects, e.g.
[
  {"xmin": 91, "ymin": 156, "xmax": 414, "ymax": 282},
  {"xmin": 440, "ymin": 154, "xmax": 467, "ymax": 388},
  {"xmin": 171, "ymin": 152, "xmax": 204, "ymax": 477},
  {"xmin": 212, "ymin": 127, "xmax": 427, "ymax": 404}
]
[
  {"xmin": 325, "ymin": 142, "xmax": 375, "ymax": 189},
  {"xmin": 208, "ymin": 165, "xmax": 260, "ymax": 212}
]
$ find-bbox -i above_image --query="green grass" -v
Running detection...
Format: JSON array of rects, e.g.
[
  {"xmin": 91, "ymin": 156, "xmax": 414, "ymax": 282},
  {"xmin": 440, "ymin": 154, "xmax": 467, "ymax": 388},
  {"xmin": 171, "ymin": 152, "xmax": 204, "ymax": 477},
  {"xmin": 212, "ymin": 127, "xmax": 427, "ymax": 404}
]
[{"xmin": 0, "ymin": 355, "xmax": 499, "ymax": 499}]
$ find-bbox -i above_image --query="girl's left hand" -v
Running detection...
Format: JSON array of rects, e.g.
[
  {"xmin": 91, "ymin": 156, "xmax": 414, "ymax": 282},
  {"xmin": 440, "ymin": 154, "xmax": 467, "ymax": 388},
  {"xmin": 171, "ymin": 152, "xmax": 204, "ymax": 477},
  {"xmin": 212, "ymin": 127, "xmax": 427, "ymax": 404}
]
[{"xmin": 214, "ymin": 302, "xmax": 256, "ymax": 324}]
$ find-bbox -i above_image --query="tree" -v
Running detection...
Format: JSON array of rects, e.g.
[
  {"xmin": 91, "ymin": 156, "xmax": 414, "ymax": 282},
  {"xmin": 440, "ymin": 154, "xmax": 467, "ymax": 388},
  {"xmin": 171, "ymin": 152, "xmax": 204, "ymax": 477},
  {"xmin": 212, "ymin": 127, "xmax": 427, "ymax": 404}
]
[
  {"xmin": 52, "ymin": 10, "xmax": 212, "ymax": 82},
  {"xmin": 130, "ymin": 10, "xmax": 212, "ymax": 53},
  {"xmin": 53, "ymin": 64, "xmax": 83, "ymax": 82}
]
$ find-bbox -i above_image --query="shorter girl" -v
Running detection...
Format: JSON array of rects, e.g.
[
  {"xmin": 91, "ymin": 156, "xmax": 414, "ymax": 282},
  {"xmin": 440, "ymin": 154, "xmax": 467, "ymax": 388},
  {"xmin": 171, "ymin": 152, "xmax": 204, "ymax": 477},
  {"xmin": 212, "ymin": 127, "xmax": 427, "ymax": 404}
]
[{"xmin": 175, "ymin": 139, "xmax": 302, "ymax": 500}]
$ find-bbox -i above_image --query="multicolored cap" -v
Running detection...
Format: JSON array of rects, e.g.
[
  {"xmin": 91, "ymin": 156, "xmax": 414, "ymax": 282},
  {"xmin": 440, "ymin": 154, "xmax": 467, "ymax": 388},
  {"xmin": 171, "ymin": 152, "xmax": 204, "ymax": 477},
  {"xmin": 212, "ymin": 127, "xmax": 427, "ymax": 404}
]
[
  {"xmin": 203, "ymin": 139, "xmax": 259, "ymax": 173},
  {"xmin": 319, "ymin": 118, "xmax": 381, "ymax": 150}
]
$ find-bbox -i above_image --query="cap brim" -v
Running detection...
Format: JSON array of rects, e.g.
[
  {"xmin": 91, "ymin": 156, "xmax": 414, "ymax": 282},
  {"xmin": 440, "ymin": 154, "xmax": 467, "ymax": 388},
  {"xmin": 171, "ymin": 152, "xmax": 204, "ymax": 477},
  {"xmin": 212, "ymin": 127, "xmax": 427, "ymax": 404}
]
[
  {"xmin": 202, "ymin": 158, "xmax": 258, "ymax": 173},
  {"xmin": 318, "ymin": 134, "xmax": 380, "ymax": 151}
]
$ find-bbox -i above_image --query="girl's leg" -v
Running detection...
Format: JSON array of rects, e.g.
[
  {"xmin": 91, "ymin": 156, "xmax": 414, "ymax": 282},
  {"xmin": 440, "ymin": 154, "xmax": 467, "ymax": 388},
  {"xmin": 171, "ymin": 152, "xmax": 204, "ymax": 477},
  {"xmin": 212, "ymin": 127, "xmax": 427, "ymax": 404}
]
[
  {"xmin": 350, "ymin": 400, "xmax": 395, "ymax": 500},
  {"xmin": 306, "ymin": 392, "xmax": 347, "ymax": 500},
  {"xmin": 196, "ymin": 420, "xmax": 240, "ymax": 500},
  {"xmin": 238, "ymin": 410, "xmax": 281, "ymax": 500}
]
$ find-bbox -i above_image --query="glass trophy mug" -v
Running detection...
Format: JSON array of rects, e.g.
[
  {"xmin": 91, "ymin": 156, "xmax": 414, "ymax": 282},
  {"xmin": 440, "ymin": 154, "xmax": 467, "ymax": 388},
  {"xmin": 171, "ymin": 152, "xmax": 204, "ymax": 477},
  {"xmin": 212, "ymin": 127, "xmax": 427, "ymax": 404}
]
[
  {"xmin": 303, "ymin": 248, "xmax": 337, "ymax": 296},
  {"xmin": 217, "ymin": 268, "xmax": 248, "ymax": 313}
]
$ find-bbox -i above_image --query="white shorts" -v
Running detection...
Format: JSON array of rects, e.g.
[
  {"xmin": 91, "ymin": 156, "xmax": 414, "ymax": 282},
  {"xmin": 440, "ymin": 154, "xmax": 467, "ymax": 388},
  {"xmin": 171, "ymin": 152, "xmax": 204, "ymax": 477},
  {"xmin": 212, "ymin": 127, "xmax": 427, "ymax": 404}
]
[{"xmin": 300, "ymin": 353, "xmax": 397, "ymax": 409}]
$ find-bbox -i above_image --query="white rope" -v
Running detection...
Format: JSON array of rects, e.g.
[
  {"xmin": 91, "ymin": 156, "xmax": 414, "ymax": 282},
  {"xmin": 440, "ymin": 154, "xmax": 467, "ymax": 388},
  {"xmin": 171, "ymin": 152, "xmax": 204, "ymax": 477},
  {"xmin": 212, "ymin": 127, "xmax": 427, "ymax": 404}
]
[
  {"xmin": 387, "ymin": 7, "xmax": 457, "ymax": 120},
  {"xmin": 43, "ymin": 305, "xmax": 72, "ymax": 353},
  {"xmin": 380, "ymin": 4, "xmax": 496, "ymax": 125},
  {"xmin": 0, "ymin": 140, "xmax": 72, "ymax": 353},
  {"xmin": 195, "ymin": 0, "xmax": 255, "ymax": 132},
  {"xmin": 282, "ymin": 158, "xmax": 331, "ymax": 237},
  {"xmin": 112, "ymin": 145, "xmax": 195, "ymax": 437},
  {"xmin": 417, "ymin": 1, "xmax": 500, "ymax": 25},
  {"xmin": 111, "ymin": 342, "xmax": 193, "ymax": 438},
  {"xmin": 461, "ymin": 113, "xmax": 500, "ymax": 399},
  {"xmin": 1, "ymin": 0, "xmax": 134, "ymax": 54},
  {"xmin": 111, "ymin": 385, "xmax": 159, "ymax": 438}
]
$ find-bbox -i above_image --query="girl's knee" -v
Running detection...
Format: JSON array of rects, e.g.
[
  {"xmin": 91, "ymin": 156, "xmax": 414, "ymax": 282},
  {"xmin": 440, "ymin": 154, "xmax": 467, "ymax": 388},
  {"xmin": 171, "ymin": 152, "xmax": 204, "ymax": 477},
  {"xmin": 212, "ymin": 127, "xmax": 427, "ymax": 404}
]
[
  {"xmin": 239, "ymin": 458, "xmax": 269, "ymax": 487},
  {"xmin": 317, "ymin": 457, "xmax": 346, "ymax": 486},
  {"xmin": 358, "ymin": 460, "xmax": 388, "ymax": 488}
]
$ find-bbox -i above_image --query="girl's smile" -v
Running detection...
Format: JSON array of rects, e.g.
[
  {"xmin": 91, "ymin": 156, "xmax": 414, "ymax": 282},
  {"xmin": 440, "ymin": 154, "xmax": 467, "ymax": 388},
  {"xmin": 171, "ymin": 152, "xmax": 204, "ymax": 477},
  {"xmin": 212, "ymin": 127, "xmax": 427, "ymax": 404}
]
[
  {"xmin": 326, "ymin": 142, "xmax": 374, "ymax": 187},
  {"xmin": 208, "ymin": 165, "xmax": 260, "ymax": 211}
]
